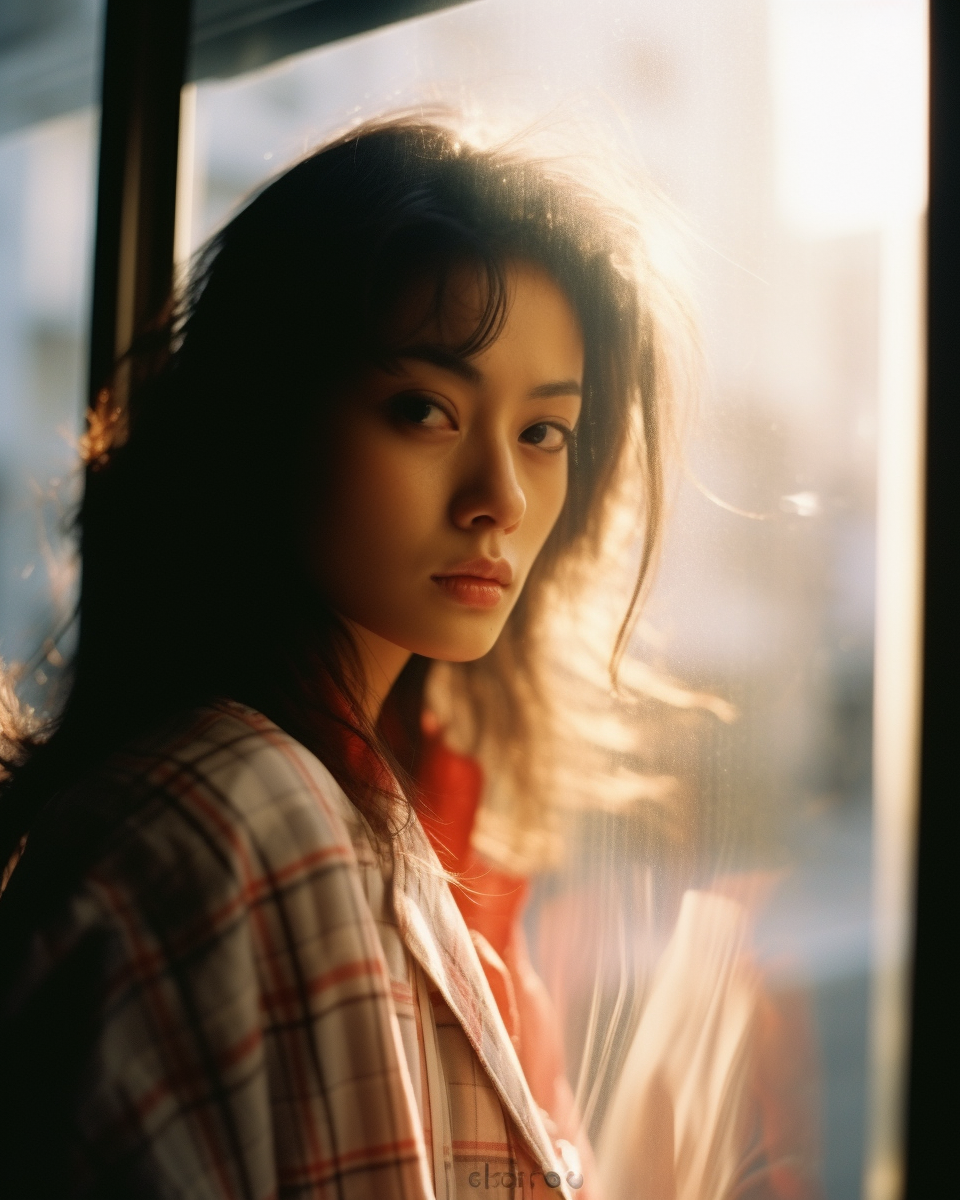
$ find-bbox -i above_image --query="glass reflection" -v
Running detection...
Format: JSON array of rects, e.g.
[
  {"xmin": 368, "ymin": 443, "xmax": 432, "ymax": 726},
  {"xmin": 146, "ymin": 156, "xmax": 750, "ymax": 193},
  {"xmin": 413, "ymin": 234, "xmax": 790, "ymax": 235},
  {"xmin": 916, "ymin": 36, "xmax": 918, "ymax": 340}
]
[{"xmin": 178, "ymin": 3, "xmax": 925, "ymax": 1198}]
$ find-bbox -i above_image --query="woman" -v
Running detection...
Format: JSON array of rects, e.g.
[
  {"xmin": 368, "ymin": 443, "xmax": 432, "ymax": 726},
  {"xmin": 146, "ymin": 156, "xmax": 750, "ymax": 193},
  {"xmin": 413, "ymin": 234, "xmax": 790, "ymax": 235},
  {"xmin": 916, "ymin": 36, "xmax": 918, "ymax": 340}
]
[{"xmin": 0, "ymin": 119, "xmax": 678, "ymax": 1198}]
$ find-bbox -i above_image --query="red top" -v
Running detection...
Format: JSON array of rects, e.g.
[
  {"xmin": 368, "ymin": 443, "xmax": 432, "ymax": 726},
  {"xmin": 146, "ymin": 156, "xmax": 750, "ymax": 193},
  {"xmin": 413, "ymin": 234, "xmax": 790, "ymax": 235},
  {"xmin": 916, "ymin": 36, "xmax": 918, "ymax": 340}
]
[{"xmin": 414, "ymin": 726, "xmax": 528, "ymax": 958}]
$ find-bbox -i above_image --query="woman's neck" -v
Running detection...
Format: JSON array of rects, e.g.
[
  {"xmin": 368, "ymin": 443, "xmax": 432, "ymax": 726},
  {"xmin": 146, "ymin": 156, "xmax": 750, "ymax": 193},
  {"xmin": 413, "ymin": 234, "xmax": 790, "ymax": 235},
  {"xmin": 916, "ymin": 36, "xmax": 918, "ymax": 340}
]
[{"xmin": 340, "ymin": 618, "xmax": 412, "ymax": 725}]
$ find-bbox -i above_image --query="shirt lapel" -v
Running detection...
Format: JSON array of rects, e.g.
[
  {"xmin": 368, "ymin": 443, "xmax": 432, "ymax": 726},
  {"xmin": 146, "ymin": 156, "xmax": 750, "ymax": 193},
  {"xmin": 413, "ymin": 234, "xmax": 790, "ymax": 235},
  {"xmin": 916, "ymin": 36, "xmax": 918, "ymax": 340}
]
[{"xmin": 390, "ymin": 812, "xmax": 573, "ymax": 1198}]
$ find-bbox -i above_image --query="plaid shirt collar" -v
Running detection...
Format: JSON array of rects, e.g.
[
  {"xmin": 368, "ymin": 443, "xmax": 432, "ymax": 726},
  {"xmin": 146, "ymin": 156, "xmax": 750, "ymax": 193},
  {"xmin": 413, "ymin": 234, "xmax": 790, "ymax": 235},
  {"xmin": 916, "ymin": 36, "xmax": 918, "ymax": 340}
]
[{"xmin": 386, "ymin": 811, "xmax": 571, "ymax": 1192}]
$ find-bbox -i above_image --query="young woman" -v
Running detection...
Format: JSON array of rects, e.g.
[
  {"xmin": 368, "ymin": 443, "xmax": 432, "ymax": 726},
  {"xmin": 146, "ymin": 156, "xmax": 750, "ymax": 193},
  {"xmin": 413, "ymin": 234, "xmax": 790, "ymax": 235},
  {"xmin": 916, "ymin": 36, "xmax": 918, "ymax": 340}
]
[{"xmin": 0, "ymin": 119, "xmax": 679, "ymax": 1199}]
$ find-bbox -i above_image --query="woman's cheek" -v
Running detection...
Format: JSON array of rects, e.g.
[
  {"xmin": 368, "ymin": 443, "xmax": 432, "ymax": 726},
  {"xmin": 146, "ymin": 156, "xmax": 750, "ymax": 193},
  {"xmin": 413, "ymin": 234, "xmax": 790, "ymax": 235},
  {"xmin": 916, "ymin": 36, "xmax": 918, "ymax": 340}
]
[
  {"xmin": 354, "ymin": 441, "xmax": 443, "ymax": 558},
  {"xmin": 524, "ymin": 459, "xmax": 569, "ymax": 551}
]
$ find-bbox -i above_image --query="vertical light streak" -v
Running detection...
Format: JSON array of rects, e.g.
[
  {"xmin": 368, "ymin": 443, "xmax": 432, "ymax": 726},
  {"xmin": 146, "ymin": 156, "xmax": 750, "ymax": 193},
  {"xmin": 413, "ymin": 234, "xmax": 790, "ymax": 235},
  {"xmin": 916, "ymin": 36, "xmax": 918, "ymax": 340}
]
[
  {"xmin": 580, "ymin": 908, "xmax": 629, "ymax": 1137},
  {"xmin": 865, "ymin": 215, "xmax": 926, "ymax": 1200}
]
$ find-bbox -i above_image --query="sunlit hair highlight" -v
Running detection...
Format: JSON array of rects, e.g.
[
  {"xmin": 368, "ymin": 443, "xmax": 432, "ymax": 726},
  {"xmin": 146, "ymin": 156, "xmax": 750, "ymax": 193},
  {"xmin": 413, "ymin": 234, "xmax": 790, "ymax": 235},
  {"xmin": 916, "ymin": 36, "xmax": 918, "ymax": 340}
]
[{"xmin": 0, "ymin": 116, "xmax": 693, "ymax": 868}]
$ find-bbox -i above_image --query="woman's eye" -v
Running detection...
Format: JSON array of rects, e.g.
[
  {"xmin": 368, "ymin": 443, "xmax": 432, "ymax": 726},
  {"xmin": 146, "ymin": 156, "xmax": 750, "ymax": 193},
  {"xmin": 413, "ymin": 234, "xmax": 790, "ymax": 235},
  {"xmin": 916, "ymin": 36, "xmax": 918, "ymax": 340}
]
[
  {"xmin": 391, "ymin": 394, "xmax": 454, "ymax": 430},
  {"xmin": 520, "ymin": 422, "xmax": 569, "ymax": 451}
]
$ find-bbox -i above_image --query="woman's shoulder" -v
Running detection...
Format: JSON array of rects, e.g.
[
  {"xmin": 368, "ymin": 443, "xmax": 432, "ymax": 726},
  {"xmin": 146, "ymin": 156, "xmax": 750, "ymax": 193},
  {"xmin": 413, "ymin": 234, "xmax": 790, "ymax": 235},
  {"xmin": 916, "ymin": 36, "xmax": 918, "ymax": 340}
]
[
  {"xmin": 123, "ymin": 698, "xmax": 357, "ymax": 846},
  {"xmin": 0, "ymin": 702, "xmax": 360, "ymax": 951},
  {"xmin": 97, "ymin": 700, "xmax": 351, "ymax": 845},
  {"xmin": 0, "ymin": 704, "xmax": 406, "ymax": 1196},
  {"xmin": 118, "ymin": 698, "xmax": 344, "ymax": 810}
]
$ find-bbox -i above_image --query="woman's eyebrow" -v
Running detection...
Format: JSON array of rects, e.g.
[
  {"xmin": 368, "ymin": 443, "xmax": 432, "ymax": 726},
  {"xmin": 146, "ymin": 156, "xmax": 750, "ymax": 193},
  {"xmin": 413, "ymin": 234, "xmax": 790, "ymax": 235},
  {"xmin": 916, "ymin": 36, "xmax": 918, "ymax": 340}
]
[
  {"xmin": 392, "ymin": 344, "xmax": 482, "ymax": 383},
  {"xmin": 389, "ymin": 346, "xmax": 582, "ymax": 400},
  {"xmin": 528, "ymin": 380, "xmax": 582, "ymax": 399}
]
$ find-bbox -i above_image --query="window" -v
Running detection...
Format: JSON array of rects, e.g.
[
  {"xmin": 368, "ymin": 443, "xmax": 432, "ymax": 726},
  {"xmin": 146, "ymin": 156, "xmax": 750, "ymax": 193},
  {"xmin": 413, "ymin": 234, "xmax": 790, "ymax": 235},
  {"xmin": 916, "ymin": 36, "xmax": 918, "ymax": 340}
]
[
  {"xmin": 0, "ymin": 0, "xmax": 103, "ymax": 701},
  {"xmin": 0, "ymin": 3, "xmax": 931, "ymax": 1196},
  {"xmin": 179, "ymin": 5, "xmax": 926, "ymax": 1194}
]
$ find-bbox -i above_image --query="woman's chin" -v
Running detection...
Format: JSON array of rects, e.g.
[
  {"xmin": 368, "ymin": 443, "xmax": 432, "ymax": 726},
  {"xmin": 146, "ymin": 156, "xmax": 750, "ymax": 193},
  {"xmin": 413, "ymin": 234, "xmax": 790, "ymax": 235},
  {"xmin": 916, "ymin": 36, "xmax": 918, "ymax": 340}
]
[{"xmin": 404, "ymin": 625, "xmax": 505, "ymax": 664}]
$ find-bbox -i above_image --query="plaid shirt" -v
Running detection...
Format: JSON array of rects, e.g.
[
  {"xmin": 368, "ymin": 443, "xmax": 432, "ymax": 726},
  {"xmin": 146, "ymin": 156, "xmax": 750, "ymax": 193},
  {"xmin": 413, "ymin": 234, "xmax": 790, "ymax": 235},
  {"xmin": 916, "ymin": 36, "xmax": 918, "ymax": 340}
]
[{"xmin": 0, "ymin": 702, "xmax": 574, "ymax": 1199}]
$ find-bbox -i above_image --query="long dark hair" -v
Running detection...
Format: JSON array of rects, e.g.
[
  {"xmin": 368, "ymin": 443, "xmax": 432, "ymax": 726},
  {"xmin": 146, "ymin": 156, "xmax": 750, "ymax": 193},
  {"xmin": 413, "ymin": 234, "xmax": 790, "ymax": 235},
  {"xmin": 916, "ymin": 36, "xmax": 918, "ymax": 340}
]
[{"xmin": 0, "ymin": 117, "xmax": 684, "ymax": 867}]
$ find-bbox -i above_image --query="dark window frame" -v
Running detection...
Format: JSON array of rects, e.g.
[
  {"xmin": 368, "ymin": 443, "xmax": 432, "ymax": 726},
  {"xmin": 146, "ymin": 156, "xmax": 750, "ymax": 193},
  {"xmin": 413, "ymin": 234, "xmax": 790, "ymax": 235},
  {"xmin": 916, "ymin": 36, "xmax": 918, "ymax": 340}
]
[{"xmin": 905, "ymin": 4, "xmax": 959, "ymax": 1196}]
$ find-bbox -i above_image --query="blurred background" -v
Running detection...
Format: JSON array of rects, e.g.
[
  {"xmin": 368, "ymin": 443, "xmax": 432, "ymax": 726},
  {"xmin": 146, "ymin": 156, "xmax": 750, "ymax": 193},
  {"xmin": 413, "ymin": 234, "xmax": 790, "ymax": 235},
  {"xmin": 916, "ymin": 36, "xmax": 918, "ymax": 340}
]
[{"xmin": 0, "ymin": 1, "xmax": 927, "ymax": 1196}]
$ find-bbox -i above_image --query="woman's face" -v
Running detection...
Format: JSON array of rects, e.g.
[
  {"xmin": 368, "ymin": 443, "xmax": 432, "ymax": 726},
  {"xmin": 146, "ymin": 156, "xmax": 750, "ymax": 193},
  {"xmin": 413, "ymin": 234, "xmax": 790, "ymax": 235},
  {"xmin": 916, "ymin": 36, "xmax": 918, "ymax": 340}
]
[{"xmin": 302, "ymin": 260, "xmax": 584, "ymax": 667}]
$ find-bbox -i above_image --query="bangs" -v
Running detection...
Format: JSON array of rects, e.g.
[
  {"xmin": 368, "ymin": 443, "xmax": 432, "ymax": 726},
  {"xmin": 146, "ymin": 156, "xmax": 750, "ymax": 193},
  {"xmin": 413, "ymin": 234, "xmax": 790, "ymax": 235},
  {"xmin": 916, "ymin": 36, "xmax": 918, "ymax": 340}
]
[{"xmin": 365, "ymin": 239, "xmax": 512, "ymax": 368}]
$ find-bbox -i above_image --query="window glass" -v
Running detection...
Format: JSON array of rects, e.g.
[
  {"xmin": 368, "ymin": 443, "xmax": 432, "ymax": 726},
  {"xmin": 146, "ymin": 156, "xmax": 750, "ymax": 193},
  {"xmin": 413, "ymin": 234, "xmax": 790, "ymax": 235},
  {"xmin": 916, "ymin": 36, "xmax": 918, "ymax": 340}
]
[{"xmin": 0, "ymin": 0, "xmax": 103, "ymax": 707}]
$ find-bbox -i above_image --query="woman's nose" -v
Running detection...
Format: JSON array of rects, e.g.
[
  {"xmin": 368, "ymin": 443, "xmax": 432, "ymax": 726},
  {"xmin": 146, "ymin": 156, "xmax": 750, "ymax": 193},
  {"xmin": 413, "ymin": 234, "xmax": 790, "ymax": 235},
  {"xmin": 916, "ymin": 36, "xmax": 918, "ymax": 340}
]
[{"xmin": 449, "ymin": 438, "xmax": 526, "ymax": 533}]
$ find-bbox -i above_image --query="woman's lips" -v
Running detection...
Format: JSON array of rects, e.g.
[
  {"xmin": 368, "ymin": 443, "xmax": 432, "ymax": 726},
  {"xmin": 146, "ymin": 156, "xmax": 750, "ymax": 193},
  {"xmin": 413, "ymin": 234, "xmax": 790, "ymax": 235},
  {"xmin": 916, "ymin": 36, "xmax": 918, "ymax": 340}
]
[
  {"xmin": 431, "ymin": 575, "xmax": 506, "ymax": 609},
  {"xmin": 431, "ymin": 559, "xmax": 512, "ymax": 609}
]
